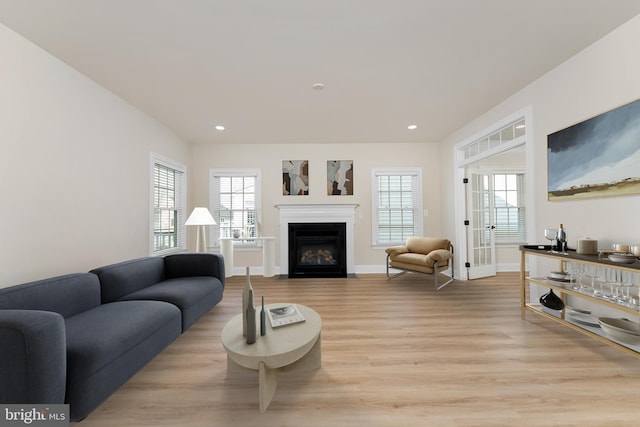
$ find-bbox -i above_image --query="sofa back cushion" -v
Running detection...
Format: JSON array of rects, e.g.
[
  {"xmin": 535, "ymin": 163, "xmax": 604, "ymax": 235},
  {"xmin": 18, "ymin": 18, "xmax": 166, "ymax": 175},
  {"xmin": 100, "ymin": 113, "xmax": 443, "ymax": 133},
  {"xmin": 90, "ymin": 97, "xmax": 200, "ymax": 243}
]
[
  {"xmin": 91, "ymin": 257, "xmax": 165, "ymax": 303},
  {"xmin": 406, "ymin": 237, "xmax": 450, "ymax": 255},
  {"xmin": 0, "ymin": 273, "xmax": 101, "ymax": 318},
  {"xmin": 164, "ymin": 253, "xmax": 225, "ymax": 280}
]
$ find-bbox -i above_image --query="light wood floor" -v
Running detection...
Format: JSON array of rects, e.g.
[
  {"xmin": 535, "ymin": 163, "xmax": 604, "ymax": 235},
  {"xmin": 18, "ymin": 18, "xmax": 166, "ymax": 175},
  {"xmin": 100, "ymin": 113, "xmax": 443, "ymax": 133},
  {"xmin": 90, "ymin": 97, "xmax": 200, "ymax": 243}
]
[{"xmin": 79, "ymin": 273, "xmax": 640, "ymax": 426}]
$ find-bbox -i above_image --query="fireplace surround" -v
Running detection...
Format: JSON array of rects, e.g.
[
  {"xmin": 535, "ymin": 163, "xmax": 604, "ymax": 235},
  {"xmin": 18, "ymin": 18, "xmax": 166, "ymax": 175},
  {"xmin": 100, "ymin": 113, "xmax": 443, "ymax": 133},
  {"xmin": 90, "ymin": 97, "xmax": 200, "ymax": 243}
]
[{"xmin": 276, "ymin": 204, "xmax": 357, "ymax": 277}]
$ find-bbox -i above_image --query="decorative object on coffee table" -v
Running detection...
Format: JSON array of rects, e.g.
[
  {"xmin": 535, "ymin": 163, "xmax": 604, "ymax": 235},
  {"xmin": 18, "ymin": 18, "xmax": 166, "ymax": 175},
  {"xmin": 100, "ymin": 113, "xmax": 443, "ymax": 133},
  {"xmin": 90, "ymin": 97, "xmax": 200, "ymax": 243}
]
[
  {"xmin": 260, "ymin": 296, "xmax": 266, "ymax": 336},
  {"xmin": 242, "ymin": 266, "xmax": 253, "ymax": 336},
  {"xmin": 246, "ymin": 289, "xmax": 256, "ymax": 344},
  {"xmin": 267, "ymin": 304, "xmax": 305, "ymax": 327}
]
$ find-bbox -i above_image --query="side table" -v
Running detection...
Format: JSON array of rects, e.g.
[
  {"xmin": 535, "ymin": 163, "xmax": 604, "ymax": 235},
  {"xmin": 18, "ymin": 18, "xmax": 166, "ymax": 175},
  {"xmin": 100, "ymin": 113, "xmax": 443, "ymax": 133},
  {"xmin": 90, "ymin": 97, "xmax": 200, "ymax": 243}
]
[{"xmin": 219, "ymin": 237, "xmax": 276, "ymax": 277}]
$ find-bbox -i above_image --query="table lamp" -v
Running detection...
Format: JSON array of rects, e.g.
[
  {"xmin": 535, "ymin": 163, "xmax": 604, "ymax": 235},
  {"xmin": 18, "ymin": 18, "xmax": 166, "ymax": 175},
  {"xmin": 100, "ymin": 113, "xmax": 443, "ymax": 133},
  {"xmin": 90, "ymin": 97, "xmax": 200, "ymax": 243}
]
[{"xmin": 185, "ymin": 207, "xmax": 216, "ymax": 252}]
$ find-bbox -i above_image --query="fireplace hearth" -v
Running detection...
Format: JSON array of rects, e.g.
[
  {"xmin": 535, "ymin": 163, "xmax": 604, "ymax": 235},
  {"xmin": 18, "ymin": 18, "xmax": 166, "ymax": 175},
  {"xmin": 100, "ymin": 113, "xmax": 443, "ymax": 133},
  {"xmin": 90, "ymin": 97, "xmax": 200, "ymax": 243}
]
[{"xmin": 288, "ymin": 222, "xmax": 347, "ymax": 278}]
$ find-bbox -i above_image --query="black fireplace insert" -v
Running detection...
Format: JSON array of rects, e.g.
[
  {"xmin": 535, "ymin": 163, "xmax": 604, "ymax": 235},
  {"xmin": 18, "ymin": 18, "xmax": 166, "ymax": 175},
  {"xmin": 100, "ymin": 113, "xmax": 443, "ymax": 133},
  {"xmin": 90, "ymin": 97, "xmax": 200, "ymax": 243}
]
[{"xmin": 288, "ymin": 222, "xmax": 347, "ymax": 278}]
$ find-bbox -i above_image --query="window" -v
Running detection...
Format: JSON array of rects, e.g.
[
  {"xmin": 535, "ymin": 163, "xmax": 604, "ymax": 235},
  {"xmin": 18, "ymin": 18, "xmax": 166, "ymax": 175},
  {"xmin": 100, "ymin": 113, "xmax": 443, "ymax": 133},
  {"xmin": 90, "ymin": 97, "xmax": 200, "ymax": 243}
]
[
  {"xmin": 371, "ymin": 168, "xmax": 423, "ymax": 246},
  {"xmin": 151, "ymin": 153, "xmax": 186, "ymax": 254},
  {"xmin": 462, "ymin": 118, "xmax": 525, "ymax": 161},
  {"xmin": 209, "ymin": 169, "xmax": 261, "ymax": 248},
  {"xmin": 493, "ymin": 173, "xmax": 526, "ymax": 243}
]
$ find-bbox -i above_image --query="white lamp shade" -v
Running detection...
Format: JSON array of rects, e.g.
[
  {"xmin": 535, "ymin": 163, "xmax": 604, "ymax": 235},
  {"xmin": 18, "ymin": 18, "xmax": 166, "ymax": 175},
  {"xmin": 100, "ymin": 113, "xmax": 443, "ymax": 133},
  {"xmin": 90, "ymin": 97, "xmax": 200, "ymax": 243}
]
[{"xmin": 185, "ymin": 207, "xmax": 216, "ymax": 226}]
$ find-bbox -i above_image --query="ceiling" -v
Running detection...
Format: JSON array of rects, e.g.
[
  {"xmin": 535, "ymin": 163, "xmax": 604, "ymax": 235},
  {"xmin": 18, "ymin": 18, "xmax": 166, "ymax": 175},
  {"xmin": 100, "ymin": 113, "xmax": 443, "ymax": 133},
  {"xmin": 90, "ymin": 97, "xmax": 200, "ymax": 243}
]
[{"xmin": 2, "ymin": 0, "xmax": 640, "ymax": 145}]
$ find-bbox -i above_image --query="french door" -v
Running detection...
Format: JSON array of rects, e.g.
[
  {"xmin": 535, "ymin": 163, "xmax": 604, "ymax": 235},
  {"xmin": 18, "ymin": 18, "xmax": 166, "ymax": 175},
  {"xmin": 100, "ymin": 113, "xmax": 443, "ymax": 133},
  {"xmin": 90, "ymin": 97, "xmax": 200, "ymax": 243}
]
[{"xmin": 466, "ymin": 170, "xmax": 496, "ymax": 279}]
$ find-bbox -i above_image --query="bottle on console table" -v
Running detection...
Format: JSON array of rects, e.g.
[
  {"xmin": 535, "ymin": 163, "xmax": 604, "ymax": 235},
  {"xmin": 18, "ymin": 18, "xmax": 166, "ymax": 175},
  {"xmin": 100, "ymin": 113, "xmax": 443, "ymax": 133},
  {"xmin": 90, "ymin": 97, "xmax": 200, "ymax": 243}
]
[{"xmin": 556, "ymin": 223, "xmax": 567, "ymax": 253}]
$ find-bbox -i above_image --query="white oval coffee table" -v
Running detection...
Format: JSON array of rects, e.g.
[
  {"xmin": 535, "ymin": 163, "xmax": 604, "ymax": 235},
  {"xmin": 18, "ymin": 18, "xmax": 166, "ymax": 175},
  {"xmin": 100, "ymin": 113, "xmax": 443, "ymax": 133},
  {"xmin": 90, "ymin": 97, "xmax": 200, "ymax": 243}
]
[{"xmin": 221, "ymin": 303, "xmax": 322, "ymax": 412}]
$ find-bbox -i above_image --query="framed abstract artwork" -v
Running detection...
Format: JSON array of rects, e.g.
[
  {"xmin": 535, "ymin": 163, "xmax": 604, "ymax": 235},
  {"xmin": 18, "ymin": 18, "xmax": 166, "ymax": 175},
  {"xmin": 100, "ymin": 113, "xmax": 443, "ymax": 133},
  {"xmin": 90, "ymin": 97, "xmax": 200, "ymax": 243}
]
[
  {"xmin": 327, "ymin": 160, "xmax": 353, "ymax": 195},
  {"xmin": 547, "ymin": 98, "xmax": 640, "ymax": 200},
  {"xmin": 282, "ymin": 160, "xmax": 309, "ymax": 195}
]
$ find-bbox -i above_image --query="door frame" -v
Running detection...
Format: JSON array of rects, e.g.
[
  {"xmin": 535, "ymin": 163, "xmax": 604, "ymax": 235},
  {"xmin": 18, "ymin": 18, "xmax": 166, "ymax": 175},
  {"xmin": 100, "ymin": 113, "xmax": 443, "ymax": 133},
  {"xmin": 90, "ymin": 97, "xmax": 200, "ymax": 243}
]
[{"xmin": 453, "ymin": 106, "xmax": 536, "ymax": 280}]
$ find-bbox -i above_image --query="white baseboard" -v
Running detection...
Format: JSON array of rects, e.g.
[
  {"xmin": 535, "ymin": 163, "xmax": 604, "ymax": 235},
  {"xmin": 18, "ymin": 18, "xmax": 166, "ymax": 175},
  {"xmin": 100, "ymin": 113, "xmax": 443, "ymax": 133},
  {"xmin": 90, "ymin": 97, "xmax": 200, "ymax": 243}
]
[{"xmin": 232, "ymin": 264, "xmax": 516, "ymax": 278}]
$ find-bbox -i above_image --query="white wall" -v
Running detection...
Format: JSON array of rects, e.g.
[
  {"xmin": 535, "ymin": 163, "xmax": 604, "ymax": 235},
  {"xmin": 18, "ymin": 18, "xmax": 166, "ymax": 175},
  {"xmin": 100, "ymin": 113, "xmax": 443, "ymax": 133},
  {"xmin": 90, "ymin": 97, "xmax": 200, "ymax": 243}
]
[
  {"xmin": 191, "ymin": 142, "xmax": 443, "ymax": 273},
  {"xmin": 5, "ymin": 12, "xmax": 639, "ymax": 286},
  {"xmin": 440, "ymin": 14, "xmax": 640, "ymax": 276},
  {"xmin": 0, "ymin": 24, "xmax": 192, "ymax": 287}
]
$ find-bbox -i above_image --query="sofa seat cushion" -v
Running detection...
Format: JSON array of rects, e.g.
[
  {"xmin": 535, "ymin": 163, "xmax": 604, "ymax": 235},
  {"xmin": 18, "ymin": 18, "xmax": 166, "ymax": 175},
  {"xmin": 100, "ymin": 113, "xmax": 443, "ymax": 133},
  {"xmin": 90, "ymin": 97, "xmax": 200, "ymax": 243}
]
[
  {"xmin": 65, "ymin": 300, "xmax": 181, "ymax": 383},
  {"xmin": 117, "ymin": 277, "xmax": 224, "ymax": 331},
  {"xmin": 390, "ymin": 250, "xmax": 451, "ymax": 267},
  {"xmin": 64, "ymin": 300, "xmax": 181, "ymax": 421},
  {"xmin": 389, "ymin": 249, "xmax": 451, "ymax": 274}
]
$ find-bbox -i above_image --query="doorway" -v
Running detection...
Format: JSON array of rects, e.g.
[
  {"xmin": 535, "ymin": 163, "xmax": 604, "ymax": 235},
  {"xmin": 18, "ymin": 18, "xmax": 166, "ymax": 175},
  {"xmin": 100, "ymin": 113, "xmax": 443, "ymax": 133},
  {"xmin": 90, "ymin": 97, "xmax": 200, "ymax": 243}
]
[{"xmin": 454, "ymin": 108, "xmax": 535, "ymax": 280}]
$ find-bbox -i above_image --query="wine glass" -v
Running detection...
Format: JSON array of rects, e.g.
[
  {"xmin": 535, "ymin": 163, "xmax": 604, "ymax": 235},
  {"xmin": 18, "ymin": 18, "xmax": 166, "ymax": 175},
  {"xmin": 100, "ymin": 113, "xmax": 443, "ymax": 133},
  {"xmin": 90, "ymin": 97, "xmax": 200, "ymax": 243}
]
[
  {"xmin": 583, "ymin": 265, "xmax": 597, "ymax": 295},
  {"xmin": 544, "ymin": 228, "xmax": 557, "ymax": 253},
  {"xmin": 593, "ymin": 266, "xmax": 605, "ymax": 298},
  {"xmin": 629, "ymin": 273, "xmax": 640, "ymax": 309},
  {"xmin": 602, "ymin": 268, "xmax": 615, "ymax": 301},
  {"xmin": 567, "ymin": 262, "xmax": 581, "ymax": 290},
  {"xmin": 604, "ymin": 269, "xmax": 623, "ymax": 304},
  {"xmin": 620, "ymin": 271, "xmax": 635, "ymax": 306}
]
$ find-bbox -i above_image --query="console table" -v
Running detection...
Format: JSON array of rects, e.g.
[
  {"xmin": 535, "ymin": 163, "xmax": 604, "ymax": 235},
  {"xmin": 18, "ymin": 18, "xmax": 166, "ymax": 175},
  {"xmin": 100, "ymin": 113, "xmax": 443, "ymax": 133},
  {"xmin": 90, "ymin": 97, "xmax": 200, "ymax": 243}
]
[
  {"xmin": 220, "ymin": 237, "xmax": 276, "ymax": 277},
  {"xmin": 520, "ymin": 245, "xmax": 640, "ymax": 358}
]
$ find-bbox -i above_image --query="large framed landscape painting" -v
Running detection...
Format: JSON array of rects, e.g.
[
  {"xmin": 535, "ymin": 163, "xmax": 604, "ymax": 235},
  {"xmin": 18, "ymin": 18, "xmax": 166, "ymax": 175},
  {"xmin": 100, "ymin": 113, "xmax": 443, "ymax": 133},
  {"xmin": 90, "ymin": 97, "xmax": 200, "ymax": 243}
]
[{"xmin": 547, "ymin": 98, "xmax": 640, "ymax": 200}]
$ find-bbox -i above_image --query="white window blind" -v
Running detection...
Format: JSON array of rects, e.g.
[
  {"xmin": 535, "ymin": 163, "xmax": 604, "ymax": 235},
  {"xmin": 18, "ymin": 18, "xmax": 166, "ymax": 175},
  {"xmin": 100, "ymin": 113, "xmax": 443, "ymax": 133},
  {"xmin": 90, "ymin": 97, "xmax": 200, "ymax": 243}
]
[
  {"xmin": 493, "ymin": 173, "xmax": 526, "ymax": 243},
  {"xmin": 209, "ymin": 169, "xmax": 261, "ymax": 248},
  {"xmin": 371, "ymin": 168, "xmax": 423, "ymax": 246},
  {"xmin": 151, "ymin": 154, "xmax": 186, "ymax": 254}
]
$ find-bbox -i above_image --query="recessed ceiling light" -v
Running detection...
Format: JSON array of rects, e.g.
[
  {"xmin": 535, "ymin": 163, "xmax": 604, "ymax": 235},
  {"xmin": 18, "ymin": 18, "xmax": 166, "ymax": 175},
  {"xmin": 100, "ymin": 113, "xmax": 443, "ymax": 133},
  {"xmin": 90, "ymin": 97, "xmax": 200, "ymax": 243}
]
[
  {"xmin": 408, "ymin": 124, "xmax": 418, "ymax": 130},
  {"xmin": 215, "ymin": 125, "xmax": 225, "ymax": 131},
  {"xmin": 312, "ymin": 83, "xmax": 324, "ymax": 90}
]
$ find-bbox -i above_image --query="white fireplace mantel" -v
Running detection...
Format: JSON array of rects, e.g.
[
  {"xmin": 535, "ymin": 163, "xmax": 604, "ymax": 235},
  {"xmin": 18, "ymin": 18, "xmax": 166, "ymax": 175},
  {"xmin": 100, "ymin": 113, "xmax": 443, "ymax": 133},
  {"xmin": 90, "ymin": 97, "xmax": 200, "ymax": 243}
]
[{"xmin": 275, "ymin": 204, "xmax": 358, "ymax": 276}]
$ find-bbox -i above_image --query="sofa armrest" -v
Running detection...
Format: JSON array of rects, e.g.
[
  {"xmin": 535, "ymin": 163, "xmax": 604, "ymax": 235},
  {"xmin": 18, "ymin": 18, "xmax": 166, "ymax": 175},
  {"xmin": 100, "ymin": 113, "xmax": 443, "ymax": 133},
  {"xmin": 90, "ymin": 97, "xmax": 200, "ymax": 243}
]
[
  {"xmin": 385, "ymin": 246, "xmax": 409, "ymax": 257},
  {"xmin": 164, "ymin": 253, "xmax": 225, "ymax": 285},
  {"xmin": 424, "ymin": 249, "xmax": 453, "ymax": 266},
  {"xmin": 0, "ymin": 310, "xmax": 66, "ymax": 404}
]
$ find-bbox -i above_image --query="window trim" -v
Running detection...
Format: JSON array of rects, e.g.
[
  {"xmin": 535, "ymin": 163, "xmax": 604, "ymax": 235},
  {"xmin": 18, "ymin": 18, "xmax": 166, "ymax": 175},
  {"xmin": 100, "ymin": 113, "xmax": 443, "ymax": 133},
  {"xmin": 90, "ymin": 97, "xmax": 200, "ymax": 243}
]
[
  {"xmin": 371, "ymin": 167, "xmax": 423, "ymax": 248},
  {"xmin": 209, "ymin": 168, "xmax": 262, "ymax": 250},
  {"xmin": 150, "ymin": 152, "xmax": 187, "ymax": 256}
]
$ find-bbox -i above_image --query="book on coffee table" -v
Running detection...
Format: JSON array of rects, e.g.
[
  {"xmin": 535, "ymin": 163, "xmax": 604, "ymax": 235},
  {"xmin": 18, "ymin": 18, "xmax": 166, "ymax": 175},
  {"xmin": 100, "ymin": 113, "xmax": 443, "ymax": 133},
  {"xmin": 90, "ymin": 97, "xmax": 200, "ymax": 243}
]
[{"xmin": 267, "ymin": 304, "xmax": 305, "ymax": 327}]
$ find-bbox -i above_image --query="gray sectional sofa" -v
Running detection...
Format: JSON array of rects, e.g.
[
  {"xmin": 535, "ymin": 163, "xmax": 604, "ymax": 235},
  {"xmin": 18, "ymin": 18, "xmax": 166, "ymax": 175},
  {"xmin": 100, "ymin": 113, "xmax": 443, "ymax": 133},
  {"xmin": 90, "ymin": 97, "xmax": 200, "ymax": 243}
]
[{"xmin": 0, "ymin": 253, "xmax": 224, "ymax": 422}]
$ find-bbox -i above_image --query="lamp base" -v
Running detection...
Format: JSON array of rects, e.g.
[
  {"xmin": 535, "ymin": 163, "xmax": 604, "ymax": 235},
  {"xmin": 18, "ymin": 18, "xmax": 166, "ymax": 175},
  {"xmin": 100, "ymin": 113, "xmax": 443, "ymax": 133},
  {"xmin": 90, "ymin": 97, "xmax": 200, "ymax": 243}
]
[{"xmin": 196, "ymin": 225, "xmax": 208, "ymax": 252}]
